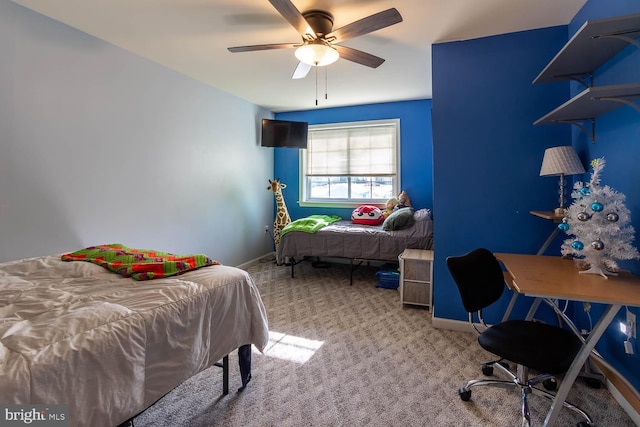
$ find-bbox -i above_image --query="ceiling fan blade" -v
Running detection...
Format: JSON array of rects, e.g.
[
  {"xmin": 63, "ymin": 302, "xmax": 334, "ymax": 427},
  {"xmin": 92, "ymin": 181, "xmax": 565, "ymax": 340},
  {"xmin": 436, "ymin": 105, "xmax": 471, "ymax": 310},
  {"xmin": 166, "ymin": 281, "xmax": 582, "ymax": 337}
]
[
  {"xmin": 269, "ymin": 0, "xmax": 314, "ymax": 38},
  {"xmin": 228, "ymin": 43, "xmax": 298, "ymax": 53},
  {"xmin": 334, "ymin": 45, "xmax": 385, "ymax": 68},
  {"xmin": 325, "ymin": 8, "xmax": 402, "ymax": 44},
  {"xmin": 292, "ymin": 62, "xmax": 312, "ymax": 79}
]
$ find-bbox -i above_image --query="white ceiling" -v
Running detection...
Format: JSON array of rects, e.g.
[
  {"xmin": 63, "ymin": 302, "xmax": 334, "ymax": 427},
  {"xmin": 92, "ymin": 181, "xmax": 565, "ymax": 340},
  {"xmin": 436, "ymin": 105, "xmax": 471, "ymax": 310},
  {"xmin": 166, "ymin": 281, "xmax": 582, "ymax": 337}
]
[{"xmin": 12, "ymin": 0, "xmax": 587, "ymax": 112}]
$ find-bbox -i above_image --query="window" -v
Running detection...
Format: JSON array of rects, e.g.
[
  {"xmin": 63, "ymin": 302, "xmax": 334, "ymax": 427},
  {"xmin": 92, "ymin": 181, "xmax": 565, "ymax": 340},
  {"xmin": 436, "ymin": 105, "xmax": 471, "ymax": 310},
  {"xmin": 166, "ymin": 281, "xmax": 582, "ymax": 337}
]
[{"xmin": 300, "ymin": 119, "xmax": 400, "ymax": 206}]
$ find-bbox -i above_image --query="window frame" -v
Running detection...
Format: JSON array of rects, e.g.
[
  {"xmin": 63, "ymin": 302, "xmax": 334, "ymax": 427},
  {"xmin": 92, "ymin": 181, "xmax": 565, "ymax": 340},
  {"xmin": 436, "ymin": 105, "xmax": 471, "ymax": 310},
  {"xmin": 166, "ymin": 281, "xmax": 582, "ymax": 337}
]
[{"xmin": 299, "ymin": 118, "xmax": 401, "ymax": 208}]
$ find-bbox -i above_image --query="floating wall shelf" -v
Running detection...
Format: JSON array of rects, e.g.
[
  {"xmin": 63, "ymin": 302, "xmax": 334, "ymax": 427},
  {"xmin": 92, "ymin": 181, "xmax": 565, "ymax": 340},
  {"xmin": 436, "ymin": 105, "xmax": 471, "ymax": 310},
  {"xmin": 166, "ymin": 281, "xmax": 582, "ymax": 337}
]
[
  {"xmin": 533, "ymin": 13, "xmax": 640, "ymax": 142},
  {"xmin": 534, "ymin": 83, "xmax": 640, "ymax": 125},
  {"xmin": 534, "ymin": 13, "xmax": 640, "ymax": 85}
]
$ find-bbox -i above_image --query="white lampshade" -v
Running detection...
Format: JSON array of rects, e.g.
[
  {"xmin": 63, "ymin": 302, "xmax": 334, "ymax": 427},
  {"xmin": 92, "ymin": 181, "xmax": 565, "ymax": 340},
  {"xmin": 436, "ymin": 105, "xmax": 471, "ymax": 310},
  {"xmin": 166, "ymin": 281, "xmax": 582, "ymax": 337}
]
[
  {"xmin": 540, "ymin": 146, "xmax": 585, "ymax": 213},
  {"xmin": 540, "ymin": 146, "xmax": 585, "ymax": 177},
  {"xmin": 295, "ymin": 42, "xmax": 339, "ymax": 66}
]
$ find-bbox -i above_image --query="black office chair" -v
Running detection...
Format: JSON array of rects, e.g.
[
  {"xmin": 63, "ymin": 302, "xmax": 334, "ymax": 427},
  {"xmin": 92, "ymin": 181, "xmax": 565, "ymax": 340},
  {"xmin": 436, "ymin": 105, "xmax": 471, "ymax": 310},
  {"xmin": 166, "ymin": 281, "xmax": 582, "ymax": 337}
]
[{"xmin": 446, "ymin": 248, "xmax": 593, "ymax": 427}]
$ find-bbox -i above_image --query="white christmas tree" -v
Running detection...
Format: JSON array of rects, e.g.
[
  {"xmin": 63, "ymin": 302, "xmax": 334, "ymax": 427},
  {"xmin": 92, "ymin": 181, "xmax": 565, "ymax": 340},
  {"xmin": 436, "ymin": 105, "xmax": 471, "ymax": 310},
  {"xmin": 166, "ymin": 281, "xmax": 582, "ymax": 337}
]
[{"xmin": 559, "ymin": 157, "xmax": 640, "ymax": 278}]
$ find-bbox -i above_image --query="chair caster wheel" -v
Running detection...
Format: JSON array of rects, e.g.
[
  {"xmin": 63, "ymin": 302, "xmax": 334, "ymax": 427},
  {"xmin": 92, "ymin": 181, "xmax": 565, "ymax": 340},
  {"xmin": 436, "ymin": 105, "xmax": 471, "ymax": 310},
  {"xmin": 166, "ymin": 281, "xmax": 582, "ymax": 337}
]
[
  {"xmin": 543, "ymin": 378, "xmax": 557, "ymax": 391},
  {"xmin": 459, "ymin": 388, "xmax": 471, "ymax": 401},
  {"xmin": 482, "ymin": 364, "xmax": 493, "ymax": 376}
]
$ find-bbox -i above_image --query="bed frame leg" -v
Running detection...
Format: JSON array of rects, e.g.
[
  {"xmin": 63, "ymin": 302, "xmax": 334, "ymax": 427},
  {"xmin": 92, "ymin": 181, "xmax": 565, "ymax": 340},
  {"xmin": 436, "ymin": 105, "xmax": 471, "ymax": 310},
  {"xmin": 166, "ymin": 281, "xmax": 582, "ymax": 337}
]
[
  {"xmin": 350, "ymin": 259, "xmax": 354, "ymax": 285},
  {"xmin": 214, "ymin": 355, "xmax": 230, "ymax": 395},
  {"xmin": 350, "ymin": 259, "xmax": 365, "ymax": 286},
  {"xmin": 291, "ymin": 258, "xmax": 295, "ymax": 278},
  {"xmin": 238, "ymin": 344, "xmax": 252, "ymax": 392},
  {"xmin": 222, "ymin": 355, "xmax": 229, "ymax": 395}
]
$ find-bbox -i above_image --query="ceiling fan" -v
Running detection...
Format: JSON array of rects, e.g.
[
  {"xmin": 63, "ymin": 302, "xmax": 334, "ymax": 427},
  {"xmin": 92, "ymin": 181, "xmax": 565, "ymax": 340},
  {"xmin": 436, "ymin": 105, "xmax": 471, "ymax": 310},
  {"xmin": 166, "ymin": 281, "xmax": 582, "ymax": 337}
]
[{"xmin": 227, "ymin": 0, "xmax": 403, "ymax": 79}]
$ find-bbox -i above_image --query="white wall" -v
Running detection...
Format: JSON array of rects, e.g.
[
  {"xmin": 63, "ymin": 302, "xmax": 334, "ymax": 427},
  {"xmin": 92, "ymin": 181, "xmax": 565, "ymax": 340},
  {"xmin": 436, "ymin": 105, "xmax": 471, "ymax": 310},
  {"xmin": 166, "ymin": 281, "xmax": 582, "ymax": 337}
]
[{"xmin": 0, "ymin": 0, "xmax": 275, "ymax": 266}]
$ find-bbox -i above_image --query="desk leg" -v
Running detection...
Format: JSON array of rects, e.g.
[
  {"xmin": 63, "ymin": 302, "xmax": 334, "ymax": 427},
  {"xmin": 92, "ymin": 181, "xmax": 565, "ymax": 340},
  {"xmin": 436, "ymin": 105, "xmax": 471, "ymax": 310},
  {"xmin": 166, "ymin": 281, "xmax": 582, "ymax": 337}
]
[
  {"xmin": 525, "ymin": 298, "xmax": 543, "ymax": 321},
  {"xmin": 502, "ymin": 292, "xmax": 519, "ymax": 322},
  {"xmin": 537, "ymin": 228, "xmax": 559, "ymax": 256},
  {"xmin": 543, "ymin": 304, "xmax": 621, "ymax": 426}
]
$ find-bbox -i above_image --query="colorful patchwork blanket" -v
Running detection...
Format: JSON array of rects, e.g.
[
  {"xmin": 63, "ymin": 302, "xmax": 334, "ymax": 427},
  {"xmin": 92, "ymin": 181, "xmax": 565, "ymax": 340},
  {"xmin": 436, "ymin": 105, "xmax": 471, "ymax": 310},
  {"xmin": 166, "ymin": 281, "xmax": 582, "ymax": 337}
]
[
  {"xmin": 280, "ymin": 215, "xmax": 342, "ymax": 237},
  {"xmin": 61, "ymin": 243, "xmax": 219, "ymax": 281}
]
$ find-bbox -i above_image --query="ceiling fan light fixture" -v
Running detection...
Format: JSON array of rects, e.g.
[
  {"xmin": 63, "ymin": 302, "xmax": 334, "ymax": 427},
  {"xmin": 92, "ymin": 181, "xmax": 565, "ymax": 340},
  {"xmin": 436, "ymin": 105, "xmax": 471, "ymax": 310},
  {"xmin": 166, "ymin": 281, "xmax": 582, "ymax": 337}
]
[{"xmin": 295, "ymin": 42, "xmax": 339, "ymax": 66}]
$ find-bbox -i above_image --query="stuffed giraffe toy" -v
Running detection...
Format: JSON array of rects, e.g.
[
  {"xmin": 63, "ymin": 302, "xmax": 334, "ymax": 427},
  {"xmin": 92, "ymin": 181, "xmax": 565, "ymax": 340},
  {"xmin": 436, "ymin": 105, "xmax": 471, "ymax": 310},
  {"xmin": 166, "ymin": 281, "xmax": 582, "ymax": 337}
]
[{"xmin": 268, "ymin": 179, "xmax": 291, "ymax": 249}]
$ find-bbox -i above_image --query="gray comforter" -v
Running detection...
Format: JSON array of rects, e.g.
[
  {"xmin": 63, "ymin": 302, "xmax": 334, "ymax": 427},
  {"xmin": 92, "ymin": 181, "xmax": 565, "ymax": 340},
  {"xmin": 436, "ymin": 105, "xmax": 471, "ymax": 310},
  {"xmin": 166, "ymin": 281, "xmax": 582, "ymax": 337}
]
[{"xmin": 277, "ymin": 208, "xmax": 433, "ymax": 264}]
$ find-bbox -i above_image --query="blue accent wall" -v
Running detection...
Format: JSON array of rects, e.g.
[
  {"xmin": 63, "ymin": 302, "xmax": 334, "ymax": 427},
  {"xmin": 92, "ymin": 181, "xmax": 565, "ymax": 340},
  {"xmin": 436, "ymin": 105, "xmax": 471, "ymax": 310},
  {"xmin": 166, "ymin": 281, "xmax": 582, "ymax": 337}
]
[
  {"xmin": 432, "ymin": 0, "xmax": 640, "ymax": 391},
  {"xmin": 567, "ymin": 0, "xmax": 640, "ymax": 394},
  {"xmin": 273, "ymin": 99, "xmax": 433, "ymax": 221},
  {"xmin": 432, "ymin": 26, "xmax": 572, "ymax": 322}
]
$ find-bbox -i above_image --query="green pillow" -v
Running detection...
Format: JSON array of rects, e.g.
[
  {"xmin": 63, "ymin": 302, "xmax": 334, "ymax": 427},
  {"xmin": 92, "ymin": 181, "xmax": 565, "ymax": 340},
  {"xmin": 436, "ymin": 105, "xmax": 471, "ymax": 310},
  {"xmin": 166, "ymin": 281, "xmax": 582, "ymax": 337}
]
[{"xmin": 382, "ymin": 207, "xmax": 415, "ymax": 231}]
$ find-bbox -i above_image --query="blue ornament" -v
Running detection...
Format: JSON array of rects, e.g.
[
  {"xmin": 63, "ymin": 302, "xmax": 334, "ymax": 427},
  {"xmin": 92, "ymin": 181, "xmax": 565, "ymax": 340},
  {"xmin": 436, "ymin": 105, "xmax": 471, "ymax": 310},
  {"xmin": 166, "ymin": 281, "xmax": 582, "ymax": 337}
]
[
  {"xmin": 572, "ymin": 241, "xmax": 584, "ymax": 251},
  {"xmin": 580, "ymin": 187, "xmax": 591, "ymax": 196},
  {"xmin": 591, "ymin": 202, "xmax": 603, "ymax": 212},
  {"xmin": 558, "ymin": 223, "xmax": 570, "ymax": 232}
]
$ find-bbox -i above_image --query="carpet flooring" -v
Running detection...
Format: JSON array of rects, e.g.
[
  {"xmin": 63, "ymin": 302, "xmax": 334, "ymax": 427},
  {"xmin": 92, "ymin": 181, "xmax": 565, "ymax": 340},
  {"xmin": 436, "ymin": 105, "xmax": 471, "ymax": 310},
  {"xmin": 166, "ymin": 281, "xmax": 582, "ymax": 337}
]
[{"xmin": 133, "ymin": 258, "xmax": 636, "ymax": 426}]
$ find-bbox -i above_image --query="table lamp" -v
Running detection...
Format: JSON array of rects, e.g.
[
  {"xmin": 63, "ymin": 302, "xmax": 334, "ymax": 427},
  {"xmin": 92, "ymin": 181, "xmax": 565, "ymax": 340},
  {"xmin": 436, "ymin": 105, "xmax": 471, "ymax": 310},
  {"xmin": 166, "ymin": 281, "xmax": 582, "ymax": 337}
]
[{"xmin": 539, "ymin": 146, "xmax": 585, "ymax": 215}]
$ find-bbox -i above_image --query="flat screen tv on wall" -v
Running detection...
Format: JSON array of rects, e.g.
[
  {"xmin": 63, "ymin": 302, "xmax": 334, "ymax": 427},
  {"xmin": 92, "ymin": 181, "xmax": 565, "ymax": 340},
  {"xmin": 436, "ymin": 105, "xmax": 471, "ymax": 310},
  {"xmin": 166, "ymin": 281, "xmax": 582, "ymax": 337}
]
[{"xmin": 261, "ymin": 119, "xmax": 309, "ymax": 149}]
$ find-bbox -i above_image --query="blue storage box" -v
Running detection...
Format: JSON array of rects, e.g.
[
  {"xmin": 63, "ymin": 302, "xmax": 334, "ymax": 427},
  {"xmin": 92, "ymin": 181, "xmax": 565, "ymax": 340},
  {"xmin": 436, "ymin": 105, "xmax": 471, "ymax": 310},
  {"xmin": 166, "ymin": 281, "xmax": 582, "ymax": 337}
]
[{"xmin": 375, "ymin": 268, "xmax": 400, "ymax": 290}]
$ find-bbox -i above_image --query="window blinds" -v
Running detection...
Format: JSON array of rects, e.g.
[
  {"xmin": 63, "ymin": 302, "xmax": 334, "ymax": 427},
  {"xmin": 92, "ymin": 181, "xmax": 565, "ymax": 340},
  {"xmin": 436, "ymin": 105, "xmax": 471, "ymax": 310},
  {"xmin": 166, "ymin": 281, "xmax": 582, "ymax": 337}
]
[{"xmin": 306, "ymin": 124, "xmax": 397, "ymax": 176}]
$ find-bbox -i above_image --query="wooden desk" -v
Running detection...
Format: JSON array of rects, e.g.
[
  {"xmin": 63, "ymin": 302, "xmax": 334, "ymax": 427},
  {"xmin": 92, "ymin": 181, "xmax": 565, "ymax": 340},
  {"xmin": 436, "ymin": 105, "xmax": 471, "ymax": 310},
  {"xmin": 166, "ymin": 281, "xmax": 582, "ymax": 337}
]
[
  {"xmin": 495, "ymin": 253, "xmax": 640, "ymax": 426},
  {"xmin": 498, "ymin": 253, "xmax": 640, "ymax": 305},
  {"xmin": 529, "ymin": 210, "xmax": 566, "ymax": 255}
]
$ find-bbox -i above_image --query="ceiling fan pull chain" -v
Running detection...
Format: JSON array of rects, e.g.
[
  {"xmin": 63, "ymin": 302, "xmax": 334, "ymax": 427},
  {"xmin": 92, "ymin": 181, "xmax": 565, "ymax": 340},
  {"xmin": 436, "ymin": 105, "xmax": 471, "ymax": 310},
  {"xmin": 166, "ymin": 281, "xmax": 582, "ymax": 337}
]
[
  {"xmin": 315, "ymin": 64, "xmax": 318, "ymax": 106},
  {"xmin": 325, "ymin": 67, "xmax": 329, "ymax": 100}
]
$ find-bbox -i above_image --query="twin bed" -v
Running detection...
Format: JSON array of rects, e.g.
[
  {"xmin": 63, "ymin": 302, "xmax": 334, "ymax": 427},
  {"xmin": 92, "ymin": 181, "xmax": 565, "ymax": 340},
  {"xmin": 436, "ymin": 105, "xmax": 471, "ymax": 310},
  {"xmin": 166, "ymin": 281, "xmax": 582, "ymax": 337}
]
[
  {"xmin": 0, "ymin": 249, "xmax": 269, "ymax": 427},
  {"xmin": 277, "ymin": 208, "xmax": 433, "ymax": 280}
]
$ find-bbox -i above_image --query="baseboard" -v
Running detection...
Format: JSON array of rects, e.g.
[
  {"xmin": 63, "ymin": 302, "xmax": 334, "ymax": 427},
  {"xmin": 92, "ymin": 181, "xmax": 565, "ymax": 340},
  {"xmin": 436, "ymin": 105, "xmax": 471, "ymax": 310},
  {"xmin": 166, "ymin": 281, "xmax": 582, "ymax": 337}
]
[
  {"xmin": 589, "ymin": 354, "xmax": 640, "ymax": 424},
  {"xmin": 431, "ymin": 316, "xmax": 473, "ymax": 332},
  {"xmin": 431, "ymin": 307, "xmax": 475, "ymax": 333},
  {"xmin": 432, "ymin": 311, "xmax": 640, "ymax": 423},
  {"xmin": 236, "ymin": 252, "xmax": 276, "ymax": 269}
]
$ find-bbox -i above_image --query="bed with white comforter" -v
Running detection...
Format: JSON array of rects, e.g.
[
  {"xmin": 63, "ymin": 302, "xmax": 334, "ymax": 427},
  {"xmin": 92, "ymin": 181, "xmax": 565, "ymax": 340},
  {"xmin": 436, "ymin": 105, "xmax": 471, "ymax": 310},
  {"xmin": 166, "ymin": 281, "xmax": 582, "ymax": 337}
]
[{"xmin": 0, "ymin": 255, "xmax": 269, "ymax": 427}]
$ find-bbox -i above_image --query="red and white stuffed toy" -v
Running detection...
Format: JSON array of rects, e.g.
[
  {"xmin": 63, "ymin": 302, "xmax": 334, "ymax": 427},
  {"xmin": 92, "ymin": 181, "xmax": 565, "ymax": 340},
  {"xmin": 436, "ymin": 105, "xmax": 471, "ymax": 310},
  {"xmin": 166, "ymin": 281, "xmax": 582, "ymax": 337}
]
[{"xmin": 351, "ymin": 205, "xmax": 384, "ymax": 225}]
